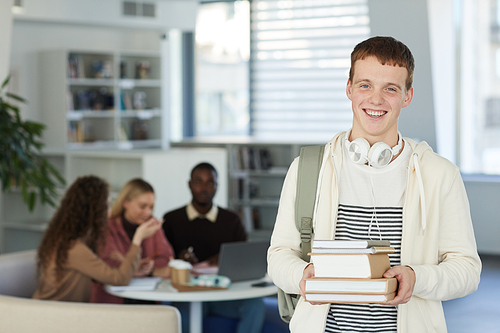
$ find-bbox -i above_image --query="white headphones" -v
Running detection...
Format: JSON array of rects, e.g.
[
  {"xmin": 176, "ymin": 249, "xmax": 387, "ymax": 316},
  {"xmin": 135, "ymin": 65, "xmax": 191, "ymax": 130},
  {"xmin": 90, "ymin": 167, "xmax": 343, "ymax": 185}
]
[{"xmin": 345, "ymin": 130, "xmax": 403, "ymax": 168}]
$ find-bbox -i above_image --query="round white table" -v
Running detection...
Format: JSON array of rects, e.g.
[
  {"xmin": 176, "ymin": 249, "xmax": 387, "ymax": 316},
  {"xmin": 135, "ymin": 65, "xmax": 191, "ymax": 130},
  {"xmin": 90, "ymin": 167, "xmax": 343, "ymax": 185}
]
[{"xmin": 106, "ymin": 278, "xmax": 277, "ymax": 333}]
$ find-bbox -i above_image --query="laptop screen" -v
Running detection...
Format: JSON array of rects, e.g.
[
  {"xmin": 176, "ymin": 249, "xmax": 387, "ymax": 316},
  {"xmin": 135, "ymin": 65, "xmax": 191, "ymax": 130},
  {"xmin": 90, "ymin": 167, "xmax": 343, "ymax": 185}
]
[{"xmin": 217, "ymin": 240, "xmax": 269, "ymax": 282}]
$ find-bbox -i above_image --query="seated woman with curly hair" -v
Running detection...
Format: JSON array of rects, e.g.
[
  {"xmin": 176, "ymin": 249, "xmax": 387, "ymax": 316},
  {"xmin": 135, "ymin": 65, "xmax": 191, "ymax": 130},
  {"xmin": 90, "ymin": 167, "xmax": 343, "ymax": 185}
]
[{"xmin": 32, "ymin": 175, "xmax": 162, "ymax": 302}]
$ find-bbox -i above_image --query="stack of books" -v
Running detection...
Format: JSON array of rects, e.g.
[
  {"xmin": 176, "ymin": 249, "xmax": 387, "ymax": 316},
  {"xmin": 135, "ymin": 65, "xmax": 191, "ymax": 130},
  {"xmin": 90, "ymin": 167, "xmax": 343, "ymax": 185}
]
[{"xmin": 304, "ymin": 239, "xmax": 397, "ymax": 303}]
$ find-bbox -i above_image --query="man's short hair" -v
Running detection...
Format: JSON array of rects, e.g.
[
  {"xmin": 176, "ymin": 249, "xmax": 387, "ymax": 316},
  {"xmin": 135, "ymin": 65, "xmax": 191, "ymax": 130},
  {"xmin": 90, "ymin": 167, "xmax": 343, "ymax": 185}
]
[
  {"xmin": 349, "ymin": 36, "xmax": 415, "ymax": 91},
  {"xmin": 191, "ymin": 162, "xmax": 217, "ymax": 179}
]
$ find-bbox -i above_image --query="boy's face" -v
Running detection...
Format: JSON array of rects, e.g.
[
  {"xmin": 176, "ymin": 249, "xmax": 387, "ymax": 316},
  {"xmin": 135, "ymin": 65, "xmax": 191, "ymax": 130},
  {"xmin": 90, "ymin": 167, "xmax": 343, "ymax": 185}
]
[{"xmin": 346, "ymin": 56, "xmax": 413, "ymax": 146}]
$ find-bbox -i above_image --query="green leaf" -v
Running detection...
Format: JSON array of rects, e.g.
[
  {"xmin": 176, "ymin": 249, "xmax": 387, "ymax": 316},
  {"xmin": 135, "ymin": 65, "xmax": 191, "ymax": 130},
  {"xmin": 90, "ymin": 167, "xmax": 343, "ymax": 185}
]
[
  {"xmin": 0, "ymin": 75, "xmax": 65, "ymax": 211},
  {"xmin": 1, "ymin": 76, "xmax": 10, "ymax": 90},
  {"xmin": 21, "ymin": 182, "xmax": 28, "ymax": 203},
  {"xmin": 29, "ymin": 191, "xmax": 36, "ymax": 211},
  {"xmin": 6, "ymin": 92, "xmax": 28, "ymax": 103}
]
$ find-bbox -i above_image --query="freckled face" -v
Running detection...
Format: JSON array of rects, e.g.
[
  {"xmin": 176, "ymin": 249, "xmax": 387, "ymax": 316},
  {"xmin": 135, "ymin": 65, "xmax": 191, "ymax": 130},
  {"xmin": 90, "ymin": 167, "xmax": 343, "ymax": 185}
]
[
  {"xmin": 122, "ymin": 192, "xmax": 155, "ymax": 225},
  {"xmin": 346, "ymin": 56, "xmax": 413, "ymax": 146}
]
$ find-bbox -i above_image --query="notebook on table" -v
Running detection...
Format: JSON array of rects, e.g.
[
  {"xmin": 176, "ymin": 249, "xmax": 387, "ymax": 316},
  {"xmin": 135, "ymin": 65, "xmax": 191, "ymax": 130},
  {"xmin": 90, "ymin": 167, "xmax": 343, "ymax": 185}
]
[
  {"xmin": 217, "ymin": 240, "xmax": 269, "ymax": 282},
  {"xmin": 108, "ymin": 277, "xmax": 163, "ymax": 291}
]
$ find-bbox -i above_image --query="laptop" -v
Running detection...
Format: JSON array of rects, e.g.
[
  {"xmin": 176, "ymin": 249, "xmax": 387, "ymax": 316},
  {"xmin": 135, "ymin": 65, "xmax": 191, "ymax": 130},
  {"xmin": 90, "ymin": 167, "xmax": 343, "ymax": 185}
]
[{"xmin": 217, "ymin": 240, "xmax": 269, "ymax": 282}]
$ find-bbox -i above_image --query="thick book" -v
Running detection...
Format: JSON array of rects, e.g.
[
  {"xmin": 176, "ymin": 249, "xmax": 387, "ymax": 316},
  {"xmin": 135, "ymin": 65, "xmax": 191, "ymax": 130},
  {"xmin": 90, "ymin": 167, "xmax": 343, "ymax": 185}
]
[
  {"xmin": 310, "ymin": 253, "xmax": 390, "ymax": 278},
  {"xmin": 310, "ymin": 246, "xmax": 395, "ymax": 254},
  {"xmin": 304, "ymin": 291, "xmax": 396, "ymax": 304},
  {"xmin": 108, "ymin": 277, "xmax": 162, "ymax": 291},
  {"xmin": 313, "ymin": 239, "xmax": 391, "ymax": 249},
  {"xmin": 305, "ymin": 277, "xmax": 397, "ymax": 294}
]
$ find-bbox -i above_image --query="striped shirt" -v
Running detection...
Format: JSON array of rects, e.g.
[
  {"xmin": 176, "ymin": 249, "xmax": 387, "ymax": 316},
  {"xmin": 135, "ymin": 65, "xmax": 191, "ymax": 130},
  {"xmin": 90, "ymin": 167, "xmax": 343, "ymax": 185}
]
[
  {"xmin": 324, "ymin": 137, "xmax": 410, "ymax": 333},
  {"xmin": 324, "ymin": 204, "xmax": 402, "ymax": 333}
]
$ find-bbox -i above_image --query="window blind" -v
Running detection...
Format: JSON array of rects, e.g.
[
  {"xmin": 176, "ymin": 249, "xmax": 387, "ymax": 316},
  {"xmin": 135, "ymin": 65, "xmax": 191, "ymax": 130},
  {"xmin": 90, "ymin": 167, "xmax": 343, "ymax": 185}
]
[{"xmin": 250, "ymin": 0, "xmax": 370, "ymax": 141}]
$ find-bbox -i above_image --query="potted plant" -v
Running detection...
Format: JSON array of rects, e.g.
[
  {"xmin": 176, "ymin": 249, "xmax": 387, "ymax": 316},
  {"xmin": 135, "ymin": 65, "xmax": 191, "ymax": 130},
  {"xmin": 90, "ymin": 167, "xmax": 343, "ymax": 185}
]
[{"xmin": 0, "ymin": 76, "xmax": 65, "ymax": 211}]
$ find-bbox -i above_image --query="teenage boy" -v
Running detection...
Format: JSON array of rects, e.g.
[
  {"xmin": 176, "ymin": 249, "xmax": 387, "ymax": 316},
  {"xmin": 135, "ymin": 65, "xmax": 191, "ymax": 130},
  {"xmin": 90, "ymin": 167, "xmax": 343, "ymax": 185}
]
[{"xmin": 267, "ymin": 36, "xmax": 481, "ymax": 333}]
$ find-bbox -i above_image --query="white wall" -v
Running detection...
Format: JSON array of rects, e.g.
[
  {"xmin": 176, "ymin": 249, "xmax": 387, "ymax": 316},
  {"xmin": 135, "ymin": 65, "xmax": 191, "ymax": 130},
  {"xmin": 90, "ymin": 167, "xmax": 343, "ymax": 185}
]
[
  {"xmin": 427, "ymin": 0, "xmax": 456, "ymax": 163},
  {"xmin": 0, "ymin": 0, "xmax": 13, "ymax": 82},
  {"xmin": 368, "ymin": 0, "xmax": 436, "ymax": 150},
  {"xmin": 13, "ymin": 0, "xmax": 197, "ymax": 31},
  {"xmin": 463, "ymin": 177, "xmax": 500, "ymax": 255}
]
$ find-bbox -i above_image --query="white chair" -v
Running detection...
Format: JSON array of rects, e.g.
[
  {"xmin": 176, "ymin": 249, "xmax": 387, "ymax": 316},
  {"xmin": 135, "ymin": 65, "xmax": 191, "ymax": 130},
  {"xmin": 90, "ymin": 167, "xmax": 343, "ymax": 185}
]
[
  {"xmin": 0, "ymin": 249, "xmax": 37, "ymax": 297},
  {"xmin": 0, "ymin": 294, "xmax": 181, "ymax": 333},
  {"xmin": 0, "ymin": 250, "xmax": 181, "ymax": 333}
]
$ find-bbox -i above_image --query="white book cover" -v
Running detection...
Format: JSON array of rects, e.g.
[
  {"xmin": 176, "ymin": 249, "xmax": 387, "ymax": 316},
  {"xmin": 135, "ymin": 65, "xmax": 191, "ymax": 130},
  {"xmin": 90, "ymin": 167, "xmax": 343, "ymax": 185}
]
[
  {"xmin": 311, "ymin": 247, "xmax": 394, "ymax": 254},
  {"xmin": 305, "ymin": 278, "xmax": 397, "ymax": 293},
  {"xmin": 313, "ymin": 239, "xmax": 390, "ymax": 249},
  {"xmin": 305, "ymin": 292, "xmax": 395, "ymax": 303}
]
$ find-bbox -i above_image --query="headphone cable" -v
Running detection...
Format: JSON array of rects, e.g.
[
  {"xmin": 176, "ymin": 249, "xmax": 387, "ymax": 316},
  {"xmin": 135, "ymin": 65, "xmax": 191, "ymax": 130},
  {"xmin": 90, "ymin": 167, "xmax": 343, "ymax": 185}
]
[{"xmin": 368, "ymin": 172, "xmax": 383, "ymax": 240}]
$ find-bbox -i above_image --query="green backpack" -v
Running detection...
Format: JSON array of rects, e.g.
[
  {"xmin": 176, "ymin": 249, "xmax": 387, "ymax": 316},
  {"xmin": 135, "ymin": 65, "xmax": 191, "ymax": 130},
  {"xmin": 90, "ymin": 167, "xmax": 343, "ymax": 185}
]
[{"xmin": 276, "ymin": 145, "xmax": 324, "ymax": 323}]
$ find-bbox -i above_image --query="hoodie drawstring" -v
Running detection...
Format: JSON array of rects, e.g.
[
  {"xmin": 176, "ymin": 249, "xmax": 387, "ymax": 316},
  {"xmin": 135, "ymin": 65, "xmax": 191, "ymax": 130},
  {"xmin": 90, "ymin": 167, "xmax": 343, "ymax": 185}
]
[{"xmin": 413, "ymin": 153, "xmax": 427, "ymax": 234}]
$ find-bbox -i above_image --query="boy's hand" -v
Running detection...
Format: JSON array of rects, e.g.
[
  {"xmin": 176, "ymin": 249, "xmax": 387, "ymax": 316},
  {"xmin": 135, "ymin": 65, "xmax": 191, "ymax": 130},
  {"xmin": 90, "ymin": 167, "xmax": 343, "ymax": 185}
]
[
  {"xmin": 383, "ymin": 265, "xmax": 416, "ymax": 305},
  {"xmin": 300, "ymin": 264, "xmax": 322, "ymax": 305}
]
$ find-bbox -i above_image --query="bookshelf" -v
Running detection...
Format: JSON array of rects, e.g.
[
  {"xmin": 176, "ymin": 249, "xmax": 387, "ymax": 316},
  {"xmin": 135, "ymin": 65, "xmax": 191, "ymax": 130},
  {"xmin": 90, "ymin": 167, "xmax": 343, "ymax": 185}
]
[
  {"xmin": 172, "ymin": 138, "xmax": 322, "ymax": 241},
  {"xmin": 39, "ymin": 50, "xmax": 166, "ymax": 150}
]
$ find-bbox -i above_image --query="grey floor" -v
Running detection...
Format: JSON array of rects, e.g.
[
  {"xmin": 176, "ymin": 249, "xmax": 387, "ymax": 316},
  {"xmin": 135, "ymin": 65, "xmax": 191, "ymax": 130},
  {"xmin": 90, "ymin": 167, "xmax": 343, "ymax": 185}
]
[{"xmin": 443, "ymin": 254, "xmax": 500, "ymax": 333}]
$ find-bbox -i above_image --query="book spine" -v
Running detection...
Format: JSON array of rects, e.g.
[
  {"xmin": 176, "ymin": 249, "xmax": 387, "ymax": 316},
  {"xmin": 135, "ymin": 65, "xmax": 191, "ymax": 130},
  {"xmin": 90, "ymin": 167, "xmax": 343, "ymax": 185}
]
[
  {"xmin": 304, "ymin": 277, "xmax": 398, "ymax": 294},
  {"xmin": 304, "ymin": 292, "xmax": 396, "ymax": 304}
]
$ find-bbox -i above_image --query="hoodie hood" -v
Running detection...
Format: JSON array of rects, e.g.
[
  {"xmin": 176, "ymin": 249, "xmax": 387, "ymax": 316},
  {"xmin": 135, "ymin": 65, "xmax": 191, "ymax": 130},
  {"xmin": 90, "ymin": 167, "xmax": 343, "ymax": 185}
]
[
  {"xmin": 322, "ymin": 133, "xmax": 434, "ymax": 235},
  {"xmin": 403, "ymin": 139, "xmax": 434, "ymax": 234}
]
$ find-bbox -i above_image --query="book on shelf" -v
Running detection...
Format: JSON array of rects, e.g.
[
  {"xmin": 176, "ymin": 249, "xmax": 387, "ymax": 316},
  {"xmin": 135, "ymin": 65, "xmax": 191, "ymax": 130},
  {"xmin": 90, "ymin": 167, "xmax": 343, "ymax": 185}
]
[
  {"xmin": 236, "ymin": 147, "xmax": 273, "ymax": 171},
  {"xmin": 74, "ymin": 88, "xmax": 114, "ymax": 111},
  {"xmin": 237, "ymin": 206, "xmax": 262, "ymax": 231},
  {"xmin": 91, "ymin": 59, "xmax": 113, "ymax": 79},
  {"xmin": 66, "ymin": 90, "xmax": 74, "ymax": 111},
  {"xmin": 310, "ymin": 252, "xmax": 390, "ymax": 279},
  {"xmin": 305, "ymin": 277, "xmax": 397, "ymax": 294},
  {"xmin": 304, "ymin": 291, "xmax": 396, "ymax": 304},
  {"xmin": 68, "ymin": 53, "xmax": 85, "ymax": 78},
  {"xmin": 68, "ymin": 121, "xmax": 84, "ymax": 143},
  {"xmin": 120, "ymin": 91, "xmax": 133, "ymax": 111},
  {"xmin": 130, "ymin": 119, "xmax": 148, "ymax": 140},
  {"xmin": 135, "ymin": 60, "xmax": 151, "ymax": 80},
  {"xmin": 238, "ymin": 146, "xmax": 251, "ymax": 170},
  {"xmin": 313, "ymin": 239, "xmax": 391, "ymax": 249},
  {"xmin": 119, "ymin": 123, "xmax": 130, "ymax": 141},
  {"xmin": 252, "ymin": 207, "xmax": 261, "ymax": 230},
  {"xmin": 108, "ymin": 277, "xmax": 162, "ymax": 292},
  {"xmin": 259, "ymin": 148, "xmax": 272, "ymax": 170}
]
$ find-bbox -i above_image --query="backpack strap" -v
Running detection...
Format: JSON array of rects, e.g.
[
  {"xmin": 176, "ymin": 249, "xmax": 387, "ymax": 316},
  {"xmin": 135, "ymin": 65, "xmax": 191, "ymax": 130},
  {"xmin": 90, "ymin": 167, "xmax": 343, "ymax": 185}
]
[{"xmin": 295, "ymin": 145, "xmax": 324, "ymax": 262}]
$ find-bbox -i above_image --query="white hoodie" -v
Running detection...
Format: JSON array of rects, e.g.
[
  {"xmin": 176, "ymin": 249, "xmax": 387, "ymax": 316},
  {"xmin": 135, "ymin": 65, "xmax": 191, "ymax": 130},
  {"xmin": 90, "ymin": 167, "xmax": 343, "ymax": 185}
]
[{"xmin": 268, "ymin": 132, "xmax": 481, "ymax": 333}]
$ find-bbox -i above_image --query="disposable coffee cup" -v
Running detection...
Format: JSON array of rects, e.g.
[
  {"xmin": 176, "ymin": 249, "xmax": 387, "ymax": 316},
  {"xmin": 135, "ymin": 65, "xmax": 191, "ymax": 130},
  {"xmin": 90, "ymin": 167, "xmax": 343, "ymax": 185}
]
[
  {"xmin": 172, "ymin": 268, "xmax": 190, "ymax": 284},
  {"xmin": 169, "ymin": 259, "xmax": 192, "ymax": 284}
]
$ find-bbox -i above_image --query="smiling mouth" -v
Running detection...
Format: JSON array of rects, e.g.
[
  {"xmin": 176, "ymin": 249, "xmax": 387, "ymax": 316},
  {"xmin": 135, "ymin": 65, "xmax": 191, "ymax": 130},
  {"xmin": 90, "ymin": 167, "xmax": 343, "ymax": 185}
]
[{"xmin": 365, "ymin": 109, "xmax": 387, "ymax": 118}]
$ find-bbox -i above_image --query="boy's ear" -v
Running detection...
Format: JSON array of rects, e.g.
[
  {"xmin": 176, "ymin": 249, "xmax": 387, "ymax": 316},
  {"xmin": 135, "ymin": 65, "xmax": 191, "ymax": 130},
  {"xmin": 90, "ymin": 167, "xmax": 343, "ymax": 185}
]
[
  {"xmin": 402, "ymin": 87, "xmax": 414, "ymax": 108},
  {"xmin": 346, "ymin": 79, "xmax": 353, "ymax": 100}
]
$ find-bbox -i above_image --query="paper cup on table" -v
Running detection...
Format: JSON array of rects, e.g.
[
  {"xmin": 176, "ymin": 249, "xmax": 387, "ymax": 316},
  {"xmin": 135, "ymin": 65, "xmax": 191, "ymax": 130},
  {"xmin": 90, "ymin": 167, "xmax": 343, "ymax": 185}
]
[{"xmin": 169, "ymin": 259, "xmax": 192, "ymax": 284}]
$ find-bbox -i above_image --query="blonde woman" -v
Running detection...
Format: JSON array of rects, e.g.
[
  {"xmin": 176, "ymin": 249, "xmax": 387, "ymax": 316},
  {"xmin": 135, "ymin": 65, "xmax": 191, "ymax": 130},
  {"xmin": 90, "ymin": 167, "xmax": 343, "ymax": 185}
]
[{"xmin": 91, "ymin": 178, "xmax": 174, "ymax": 304}]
